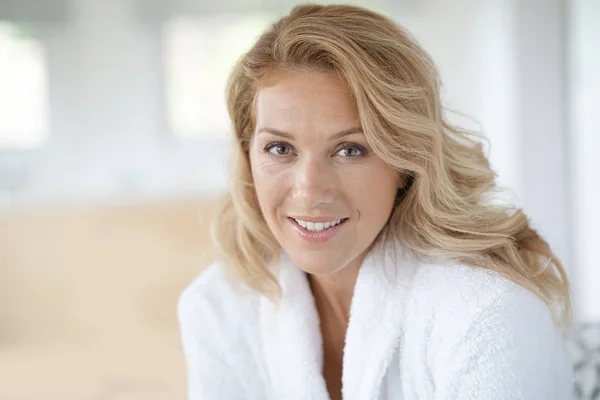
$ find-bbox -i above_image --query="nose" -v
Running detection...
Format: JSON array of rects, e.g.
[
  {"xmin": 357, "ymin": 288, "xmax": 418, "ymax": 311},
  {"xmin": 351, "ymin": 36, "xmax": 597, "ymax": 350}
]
[{"xmin": 292, "ymin": 155, "xmax": 337, "ymax": 208}]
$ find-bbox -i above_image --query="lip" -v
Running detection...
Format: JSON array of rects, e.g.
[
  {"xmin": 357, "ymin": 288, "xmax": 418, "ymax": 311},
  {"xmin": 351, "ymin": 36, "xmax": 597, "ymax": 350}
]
[
  {"xmin": 288, "ymin": 217, "xmax": 347, "ymax": 243},
  {"xmin": 288, "ymin": 216, "xmax": 347, "ymax": 223}
]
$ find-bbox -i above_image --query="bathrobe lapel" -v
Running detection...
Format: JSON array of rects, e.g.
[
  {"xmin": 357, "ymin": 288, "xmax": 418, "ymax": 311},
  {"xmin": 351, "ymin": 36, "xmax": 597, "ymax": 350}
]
[
  {"xmin": 341, "ymin": 245, "xmax": 419, "ymax": 399},
  {"xmin": 259, "ymin": 244, "xmax": 419, "ymax": 400},
  {"xmin": 259, "ymin": 251, "xmax": 330, "ymax": 400}
]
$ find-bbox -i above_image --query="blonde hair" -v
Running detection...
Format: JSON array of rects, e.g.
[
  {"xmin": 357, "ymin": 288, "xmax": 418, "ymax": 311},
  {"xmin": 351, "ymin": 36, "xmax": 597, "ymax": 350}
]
[{"xmin": 211, "ymin": 4, "xmax": 572, "ymax": 328}]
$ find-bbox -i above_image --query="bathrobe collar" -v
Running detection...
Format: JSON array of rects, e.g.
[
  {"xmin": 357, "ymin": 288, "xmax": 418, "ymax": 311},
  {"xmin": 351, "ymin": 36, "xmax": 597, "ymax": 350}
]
[{"xmin": 259, "ymin": 241, "xmax": 420, "ymax": 400}]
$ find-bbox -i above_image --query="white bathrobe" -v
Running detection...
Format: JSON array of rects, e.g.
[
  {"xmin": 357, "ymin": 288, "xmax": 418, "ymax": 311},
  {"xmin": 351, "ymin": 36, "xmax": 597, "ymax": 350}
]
[{"xmin": 177, "ymin": 243, "xmax": 574, "ymax": 400}]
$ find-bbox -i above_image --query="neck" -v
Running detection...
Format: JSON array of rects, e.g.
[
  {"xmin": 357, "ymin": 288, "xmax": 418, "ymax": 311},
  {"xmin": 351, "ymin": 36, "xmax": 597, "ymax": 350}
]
[{"xmin": 307, "ymin": 256, "xmax": 363, "ymax": 325}]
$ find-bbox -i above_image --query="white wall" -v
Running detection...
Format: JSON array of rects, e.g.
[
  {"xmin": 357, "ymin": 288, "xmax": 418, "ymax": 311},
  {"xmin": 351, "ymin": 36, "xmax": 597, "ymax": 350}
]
[
  {"xmin": 400, "ymin": 0, "xmax": 519, "ymax": 194},
  {"xmin": 569, "ymin": 0, "xmax": 600, "ymax": 321},
  {"xmin": 514, "ymin": 0, "xmax": 572, "ymax": 277},
  {"xmin": 1, "ymin": 0, "xmax": 230, "ymax": 208}
]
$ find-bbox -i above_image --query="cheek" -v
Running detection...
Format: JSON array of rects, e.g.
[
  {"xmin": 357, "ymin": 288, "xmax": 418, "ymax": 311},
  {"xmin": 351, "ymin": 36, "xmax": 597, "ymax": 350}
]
[
  {"xmin": 249, "ymin": 155, "xmax": 290, "ymax": 217},
  {"xmin": 343, "ymin": 162, "xmax": 398, "ymax": 219}
]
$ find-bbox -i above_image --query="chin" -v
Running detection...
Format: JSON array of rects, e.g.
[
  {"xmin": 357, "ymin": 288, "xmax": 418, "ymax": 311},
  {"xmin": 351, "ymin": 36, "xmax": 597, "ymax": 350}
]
[
  {"xmin": 283, "ymin": 247, "xmax": 350, "ymax": 276},
  {"xmin": 296, "ymin": 263, "xmax": 343, "ymax": 277}
]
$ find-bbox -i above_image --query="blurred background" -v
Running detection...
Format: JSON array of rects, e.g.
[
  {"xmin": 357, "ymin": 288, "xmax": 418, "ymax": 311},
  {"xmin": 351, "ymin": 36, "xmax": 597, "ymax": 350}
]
[{"xmin": 0, "ymin": 0, "xmax": 598, "ymax": 398}]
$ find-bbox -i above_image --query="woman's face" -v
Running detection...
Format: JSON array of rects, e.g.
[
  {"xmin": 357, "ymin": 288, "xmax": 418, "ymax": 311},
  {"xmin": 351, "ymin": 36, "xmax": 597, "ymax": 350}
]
[{"xmin": 249, "ymin": 71, "xmax": 402, "ymax": 276}]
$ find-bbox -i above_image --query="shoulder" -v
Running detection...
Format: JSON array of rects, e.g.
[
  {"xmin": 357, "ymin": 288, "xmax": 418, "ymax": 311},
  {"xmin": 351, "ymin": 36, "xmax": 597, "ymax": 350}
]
[
  {"xmin": 409, "ymin": 260, "xmax": 551, "ymax": 327},
  {"xmin": 177, "ymin": 263, "xmax": 270, "ymax": 398},
  {"xmin": 178, "ymin": 261, "xmax": 241, "ymax": 307},
  {"xmin": 405, "ymin": 262, "xmax": 573, "ymax": 398},
  {"xmin": 405, "ymin": 261, "xmax": 565, "ymax": 358},
  {"xmin": 177, "ymin": 261, "xmax": 261, "ymax": 350}
]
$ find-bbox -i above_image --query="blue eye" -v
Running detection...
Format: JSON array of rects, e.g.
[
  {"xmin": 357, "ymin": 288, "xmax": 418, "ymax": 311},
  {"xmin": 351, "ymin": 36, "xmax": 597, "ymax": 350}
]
[
  {"xmin": 338, "ymin": 145, "xmax": 366, "ymax": 157},
  {"xmin": 265, "ymin": 143, "xmax": 292, "ymax": 156}
]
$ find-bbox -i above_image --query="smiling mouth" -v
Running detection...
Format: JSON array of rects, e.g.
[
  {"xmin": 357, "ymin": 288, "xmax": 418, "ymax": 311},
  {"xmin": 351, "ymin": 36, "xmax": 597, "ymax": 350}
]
[{"xmin": 289, "ymin": 217, "xmax": 349, "ymax": 232}]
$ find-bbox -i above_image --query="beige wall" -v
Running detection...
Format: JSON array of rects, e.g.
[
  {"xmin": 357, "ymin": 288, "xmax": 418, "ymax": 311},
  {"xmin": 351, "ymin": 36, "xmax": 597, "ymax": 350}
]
[{"xmin": 0, "ymin": 200, "xmax": 216, "ymax": 398}]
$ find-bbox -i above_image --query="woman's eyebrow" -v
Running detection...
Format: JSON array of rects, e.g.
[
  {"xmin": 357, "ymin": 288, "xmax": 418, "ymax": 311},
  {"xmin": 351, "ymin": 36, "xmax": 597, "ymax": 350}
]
[
  {"xmin": 256, "ymin": 127, "xmax": 363, "ymax": 140},
  {"xmin": 256, "ymin": 127, "xmax": 294, "ymax": 140}
]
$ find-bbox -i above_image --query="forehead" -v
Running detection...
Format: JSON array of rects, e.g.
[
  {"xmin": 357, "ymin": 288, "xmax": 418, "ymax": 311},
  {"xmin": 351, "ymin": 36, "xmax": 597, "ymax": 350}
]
[{"xmin": 254, "ymin": 71, "xmax": 359, "ymax": 130}]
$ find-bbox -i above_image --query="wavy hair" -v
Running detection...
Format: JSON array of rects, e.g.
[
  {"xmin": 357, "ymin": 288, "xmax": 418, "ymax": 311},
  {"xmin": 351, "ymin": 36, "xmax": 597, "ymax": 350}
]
[{"xmin": 211, "ymin": 4, "xmax": 571, "ymax": 328}]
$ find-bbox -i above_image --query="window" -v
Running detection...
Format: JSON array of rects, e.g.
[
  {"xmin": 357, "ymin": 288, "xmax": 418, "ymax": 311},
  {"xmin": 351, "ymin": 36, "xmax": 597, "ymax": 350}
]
[
  {"xmin": 0, "ymin": 22, "xmax": 49, "ymax": 149},
  {"xmin": 163, "ymin": 14, "xmax": 275, "ymax": 139}
]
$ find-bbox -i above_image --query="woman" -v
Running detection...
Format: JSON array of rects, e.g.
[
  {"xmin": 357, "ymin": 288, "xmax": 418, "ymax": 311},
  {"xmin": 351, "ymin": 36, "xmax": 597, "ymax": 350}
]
[{"xmin": 178, "ymin": 4, "xmax": 574, "ymax": 399}]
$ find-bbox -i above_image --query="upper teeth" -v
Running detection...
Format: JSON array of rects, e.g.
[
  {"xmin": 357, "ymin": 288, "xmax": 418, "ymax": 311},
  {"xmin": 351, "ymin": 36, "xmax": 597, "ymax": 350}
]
[{"xmin": 293, "ymin": 218, "xmax": 344, "ymax": 232}]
